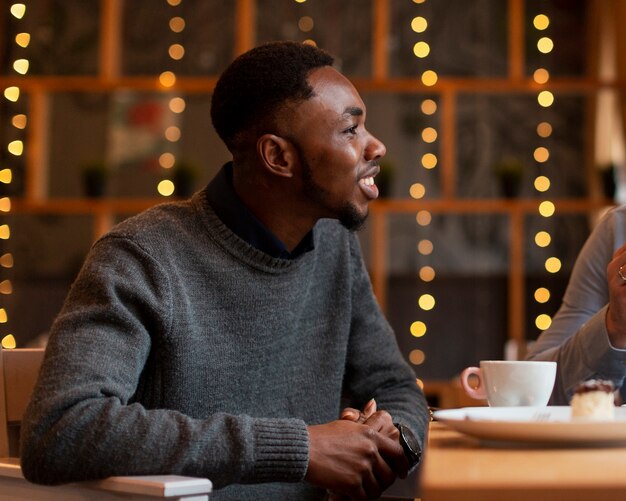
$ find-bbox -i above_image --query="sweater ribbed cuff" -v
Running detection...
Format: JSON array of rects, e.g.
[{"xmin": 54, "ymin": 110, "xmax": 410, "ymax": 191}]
[{"xmin": 251, "ymin": 418, "xmax": 309, "ymax": 483}]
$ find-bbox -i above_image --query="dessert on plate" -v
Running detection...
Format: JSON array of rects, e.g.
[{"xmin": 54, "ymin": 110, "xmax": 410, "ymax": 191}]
[{"xmin": 570, "ymin": 379, "xmax": 615, "ymax": 420}]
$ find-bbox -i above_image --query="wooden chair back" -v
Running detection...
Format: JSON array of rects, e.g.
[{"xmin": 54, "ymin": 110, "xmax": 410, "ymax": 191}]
[{"xmin": 0, "ymin": 348, "xmax": 45, "ymax": 457}]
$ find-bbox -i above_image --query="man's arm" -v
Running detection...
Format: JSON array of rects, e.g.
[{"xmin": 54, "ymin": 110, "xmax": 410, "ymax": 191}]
[{"xmin": 20, "ymin": 236, "xmax": 310, "ymax": 487}]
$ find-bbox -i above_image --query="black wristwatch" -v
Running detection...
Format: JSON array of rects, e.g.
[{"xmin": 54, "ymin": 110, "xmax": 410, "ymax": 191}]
[{"xmin": 394, "ymin": 422, "xmax": 422, "ymax": 468}]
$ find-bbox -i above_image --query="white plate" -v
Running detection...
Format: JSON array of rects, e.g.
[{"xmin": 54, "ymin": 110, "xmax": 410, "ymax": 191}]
[{"xmin": 433, "ymin": 406, "xmax": 626, "ymax": 445}]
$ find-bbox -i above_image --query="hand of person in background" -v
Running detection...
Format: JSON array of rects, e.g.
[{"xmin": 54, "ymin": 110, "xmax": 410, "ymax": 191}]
[
  {"xmin": 317, "ymin": 399, "xmax": 407, "ymax": 500},
  {"xmin": 606, "ymin": 243, "xmax": 626, "ymax": 348}
]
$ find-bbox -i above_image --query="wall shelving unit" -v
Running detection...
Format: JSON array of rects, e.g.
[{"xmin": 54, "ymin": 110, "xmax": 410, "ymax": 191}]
[{"xmin": 1, "ymin": 0, "xmax": 621, "ymax": 366}]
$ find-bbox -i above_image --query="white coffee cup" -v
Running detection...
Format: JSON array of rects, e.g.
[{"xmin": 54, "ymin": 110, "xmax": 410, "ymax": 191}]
[{"xmin": 460, "ymin": 360, "xmax": 556, "ymax": 407}]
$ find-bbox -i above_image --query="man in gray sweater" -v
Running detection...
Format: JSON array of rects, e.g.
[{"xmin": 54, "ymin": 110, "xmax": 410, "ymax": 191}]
[{"xmin": 20, "ymin": 41, "xmax": 429, "ymax": 500}]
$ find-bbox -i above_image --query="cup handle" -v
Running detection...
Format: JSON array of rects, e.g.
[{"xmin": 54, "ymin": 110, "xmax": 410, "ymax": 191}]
[{"xmin": 460, "ymin": 366, "xmax": 487, "ymax": 400}]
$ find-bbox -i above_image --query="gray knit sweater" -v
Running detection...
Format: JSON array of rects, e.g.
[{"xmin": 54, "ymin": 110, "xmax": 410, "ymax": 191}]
[{"xmin": 20, "ymin": 188, "xmax": 428, "ymax": 500}]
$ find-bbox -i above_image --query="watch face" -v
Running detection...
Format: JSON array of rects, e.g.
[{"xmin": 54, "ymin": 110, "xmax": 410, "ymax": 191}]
[{"xmin": 397, "ymin": 423, "xmax": 421, "ymax": 466}]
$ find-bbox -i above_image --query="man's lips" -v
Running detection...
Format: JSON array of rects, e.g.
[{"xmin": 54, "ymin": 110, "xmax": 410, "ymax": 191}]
[{"xmin": 359, "ymin": 175, "xmax": 379, "ymax": 200}]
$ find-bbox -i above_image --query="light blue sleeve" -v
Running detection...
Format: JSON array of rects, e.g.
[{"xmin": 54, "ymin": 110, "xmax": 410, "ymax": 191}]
[{"xmin": 526, "ymin": 206, "xmax": 626, "ymax": 404}]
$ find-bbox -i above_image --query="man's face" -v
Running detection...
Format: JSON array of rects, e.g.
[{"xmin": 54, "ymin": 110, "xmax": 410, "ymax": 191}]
[{"xmin": 285, "ymin": 66, "xmax": 386, "ymax": 230}]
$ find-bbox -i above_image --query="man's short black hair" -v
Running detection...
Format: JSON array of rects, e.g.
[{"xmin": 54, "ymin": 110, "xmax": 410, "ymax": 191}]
[{"xmin": 211, "ymin": 41, "xmax": 334, "ymax": 152}]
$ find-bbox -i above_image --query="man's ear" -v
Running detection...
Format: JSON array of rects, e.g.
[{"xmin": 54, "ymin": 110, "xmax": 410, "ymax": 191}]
[{"xmin": 257, "ymin": 134, "xmax": 294, "ymax": 178}]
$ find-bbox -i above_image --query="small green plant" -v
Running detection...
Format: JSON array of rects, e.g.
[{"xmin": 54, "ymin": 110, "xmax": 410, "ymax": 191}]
[
  {"xmin": 376, "ymin": 160, "xmax": 395, "ymax": 198},
  {"xmin": 172, "ymin": 161, "xmax": 200, "ymax": 197},
  {"xmin": 81, "ymin": 161, "xmax": 110, "ymax": 198},
  {"xmin": 493, "ymin": 156, "xmax": 524, "ymax": 198}
]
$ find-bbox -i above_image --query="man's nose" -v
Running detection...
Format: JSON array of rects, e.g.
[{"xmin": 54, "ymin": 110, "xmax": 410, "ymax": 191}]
[{"xmin": 366, "ymin": 133, "xmax": 386, "ymax": 161}]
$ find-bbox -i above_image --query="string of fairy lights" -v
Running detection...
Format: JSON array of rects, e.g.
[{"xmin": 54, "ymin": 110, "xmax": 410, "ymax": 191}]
[
  {"xmin": 0, "ymin": 3, "xmax": 28, "ymax": 350},
  {"xmin": 156, "ymin": 0, "xmax": 186, "ymax": 197},
  {"xmin": 532, "ymin": 11, "xmax": 560, "ymax": 334},
  {"xmin": 293, "ymin": 0, "xmax": 317, "ymax": 47},
  {"xmin": 407, "ymin": 0, "xmax": 436, "ymax": 379}
]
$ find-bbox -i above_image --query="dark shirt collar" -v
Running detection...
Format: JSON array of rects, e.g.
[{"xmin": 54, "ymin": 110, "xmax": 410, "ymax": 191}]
[{"xmin": 205, "ymin": 163, "xmax": 314, "ymax": 259}]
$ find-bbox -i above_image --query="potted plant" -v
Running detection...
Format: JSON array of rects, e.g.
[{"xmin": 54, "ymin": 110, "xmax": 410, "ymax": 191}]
[
  {"xmin": 171, "ymin": 160, "xmax": 200, "ymax": 198},
  {"xmin": 81, "ymin": 161, "xmax": 110, "ymax": 198},
  {"xmin": 493, "ymin": 156, "xmax": 524, "ymax": 198},
  {"xmin": 599, "ymin": 163, "xmax": 617, "ymax": 200},
  {"xmin": 376, "ymin": 160, "xmax": 395, "ymax": 198}
]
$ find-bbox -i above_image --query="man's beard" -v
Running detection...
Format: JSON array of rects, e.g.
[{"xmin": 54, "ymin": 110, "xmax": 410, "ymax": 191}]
[{"xmin": 300, "ymin": 156, "xmax": 367, "ymax": 232}]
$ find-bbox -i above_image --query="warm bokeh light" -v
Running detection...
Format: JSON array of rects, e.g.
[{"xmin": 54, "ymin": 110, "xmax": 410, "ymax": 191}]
[
  {"xmin": 537, "ymin": 37, "xmax": 554, "ymax": 54},
  {"xmin": 0, "ymin": 309, "xmax": 7, "ymax": 323},
  {"xmin": 534, "ymin": 230, "xmax": 551, "ymax": 247},
  {"xmin": 167, "ymin": 0, "xmax": 182, "ymax": 5},
  {"xmin": 418, "ymin": 294, "xmax": 435, "ymax": 311},
  {"xmin": 534, "ymin": 14, "xmax": 550, "ymax": 30},
  {"xmin": 0, "ymin": 198, "xmax": 11, "ymax": 212},
  {"xmin": 421, "ymin": 70, "xmax": 438, "ymax": 86},
  {"xmin": 413, "ymin": 41, "xmax": 430, "ymax": 58},
  {"xmin": 409, "ymin": 183, "xmax": 425, "ymax": 199},
  {"xmin": 421, "ymin": 99, "xmax": 437, "ymax": 115},
  {"xmin": 168, "ymin": 44, "xmax": 185, "ymax": 60},
  {"xmin": 0, "ymin": 280, "xmax": 12, "ymax": 294},
  {"xmin": 158, "ymin": 179, "xmax": 175, "ymax": 196},
  {"xmin": 415, "ymin": 210, "xmax": 432, "ymax": 226},
  {"xmin": 419, "ymin": 266, "xmax": 435, "ymax": 282},
  {"xmin": 417, "ymin": 239, "xmax": 433, "ymax": 255},
  {"xmin": 12, "ymin": 114, "xmax": 27, "ymax": 129},
  {"xmin": 421, "ymin": 153, "xmax": 437, "ymax": 169},
  {"xmin": 303, "ymin": 39, "xmax": 317, "ymax": 47},
  {"xmin": 421, "ymin": 127, "xmax": 437, "ymax": 143},
  {"xmin": 409, "ymin": 349, "xmax": 426, "ymax": 365},
  {"xmin": 537, "ymin": 121, "xmax": 552, "ymax": 137},
  {"xmin": 410, "ymin": 321, "xmax": 427, "ymax": 337},
  {"xmin": 298, "ymin": 16, "xmax": 314, "ymax": 32},
  {"xmin": 13, "ymin": 58, "xmax": 29, "ymax": 74},
  {"xmin": 538, "ymin": 90, "xmax": 554, "ymax": 107},
  {"xmin": 534, "ymin": 287, "xmax": 550, "ymax": 303},
  {"xmin": 169, "ymin": 16, "xmax": 186, "ymax": 32},
  {"xmin": 15, "ymin": 33, "xmax": 30, "ymax": 47},
  {"xmin": 0, "ymin": 170, "xmax": 12, "ymax": 184},
  {"xmin": 0, "ymin": 254, "xmax": 14, "ymax": 268},
  {"xmin": 533, "ymin": 68, "xmax": 550, "ymax": 84},
  {"xmin": 534, "ymin": 146, "xmax": 549, "ymax": 163},
  {"xmin": 0, "ymin": 225, "xmax": 10, "ymax": 240},
  {"xmin": 535, "ymin": 314, "xmax": 552, "ymax": 331},
  {"xmin": 159, "ymin": 152, "xmax": 176, "ymax": 169},
  {"xmin": 4, "ymin": 87, "xmax": 20, "ymax": 102},
  {"xmin": 159, "ymin": 71, "xmax": 176, "ymax": 87},
  {"xmin": 169, "ymin": 97, "xmax": 186, "ymax": 113},
  {"xmin": 1, "ymin": 334, "xmax": 15, "ymax": 349},
  {"xmin": 10, "ymin": 3, "xmax": 26, "ymax": 19},
  {"xmin": 8, "ymin": 140, "xmax": 23, "ymax": 156},
  {"xmin": 165, "ymin": 126, "xmax": 181, "ymax": 142},
  {"xmin": 411, "ymin": 16, "xmax": 428, "ymax": 33},
  {"xmin": 545, "ymin": 257, "xmax": 562, "ymax": 273},
  {"xmin": 538, "ymin": 200, "xmax": 555, "ymax": 217},
  {"xmin": 534, "ymin": 175, "xmax": 550, "ymax": 192}
]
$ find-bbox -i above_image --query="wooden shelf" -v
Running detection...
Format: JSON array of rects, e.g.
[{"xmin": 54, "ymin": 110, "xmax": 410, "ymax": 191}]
[
  {"xmin": 369, "ymin": 197, "xmax": 614, "ymax": 214},
  {"xmin": 10, "ymin": 198, "xmax": 168, "ymax": 215},
  {"xmin": 1, "ymin": 75, "xmax": 625, "ymax": 95}
]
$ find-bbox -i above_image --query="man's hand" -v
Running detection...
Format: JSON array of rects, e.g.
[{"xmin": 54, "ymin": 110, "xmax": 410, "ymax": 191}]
[
  {"xmin": 606, "ymin": 243, "xmax": 626, "ymax": 348},
  {"xmin": 305, "ymin": 417, "xmax": 407, "ymax": 500}
]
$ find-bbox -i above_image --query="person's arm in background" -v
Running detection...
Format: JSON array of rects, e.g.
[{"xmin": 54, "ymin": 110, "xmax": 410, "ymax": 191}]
[{"xmin": 527, "ymin": 207, "xmax": 626, "ymax": 403}]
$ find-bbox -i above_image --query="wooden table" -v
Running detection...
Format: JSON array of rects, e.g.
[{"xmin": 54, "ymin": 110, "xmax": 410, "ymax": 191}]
[{"xmin": 421, "ymin": 422, "xmax": 626, "ymax": 501}]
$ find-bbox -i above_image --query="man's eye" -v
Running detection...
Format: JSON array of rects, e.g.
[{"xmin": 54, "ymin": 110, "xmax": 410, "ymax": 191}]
[{"xmin": 345, "ymin": 125, "xmax": 358, "ymax": 134}]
